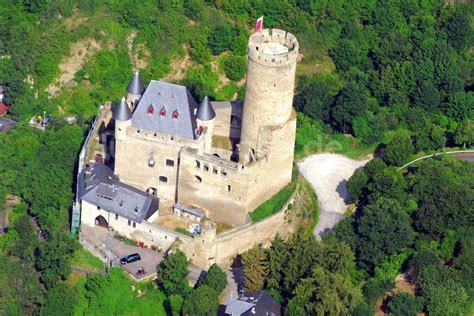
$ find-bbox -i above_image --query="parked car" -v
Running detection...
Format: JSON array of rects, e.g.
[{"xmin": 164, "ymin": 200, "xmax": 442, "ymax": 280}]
[{"xmin": 120, "ymin": 253, "xmax": 141, "ymax": 265}]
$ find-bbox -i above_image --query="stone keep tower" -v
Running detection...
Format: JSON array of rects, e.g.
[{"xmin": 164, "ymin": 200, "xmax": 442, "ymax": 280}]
[{"xmin": 239, "ymin": 29, "xmax": 299, "ymax": 164}]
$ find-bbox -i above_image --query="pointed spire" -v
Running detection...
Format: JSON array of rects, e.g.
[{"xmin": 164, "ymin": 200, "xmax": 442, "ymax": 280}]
[
  {"xmin": 113, "ymin": 97, "xmax": 132, "ymax": 121},
  {"xmin": 196, "ymin": 96, "xmax": 216, "ymax": 121},
  {"xmin": 127, "ymin": 71, "xmax": 145, "ymax": 95}
]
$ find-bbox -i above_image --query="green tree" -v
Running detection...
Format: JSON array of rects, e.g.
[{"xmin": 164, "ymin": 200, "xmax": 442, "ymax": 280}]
[
  {"xmin": 208, "ymin": 23, "xmax": 234, "ymax": 55},
  {"xmin": 285, "ymin": 267, "xmax": 362, "ymax": 315},
  {"xmin": 156, "ymin": 250, "xmax": 190, "ymax": 297},
  {"xmin": 347, "ymin": 168, "xmax": 368, "ymax": 202},
  {"xmin": 222, "ymin": 54, "xmax": 246, "ymax": 81},
  {"xmin": 454, "ymin": 119, "xmax": 474, "ymax": 148},
  {"xmin": 200, "ymin": 263, "xmax": 227, "ymax": 295},
  {"xmin": 266, "ymin": 234, "xmax": 287, "ymax": 297},
  {"xmin": 445, "ymin": 10, "xmax": 471, "ymax": 51},
  {"xmin": 242, "ymin": 245, "xmax": 267, "ymax": 293},
  {"xmin": 418, "ymin": 266, "xmax": 468, "ymax": 316},
  {"xmin": 181, "ymin": 285, "xmax": 219, "ymax": 316},
  {"xmin": 387, "ymin": 292, "xmax": 422, "ymax": 316},
  {"xmin": 369, "ymin": 167, "xmax": 407, "ymax": 200},
  {"xmin": 295, "ymin": 76, "xmax": 335, "ymax": 123},
  {"xmin": 364, "ymin": 157, "xmax": 387, "ymax": 179},
  {"xmin": 356, "ymin": 198, "xmax": 415, "ymax": 269},
  {"xmin": 332, "ymin": 82, "xmax": 367, "ymax": 133},
  {"xmin": 383, "ymin": 132, "xmax": 413, "ymax": 166},
  {"xmin": 168, "ymin": 295, "xmax": 184, "ymax": 316},
  {"xmin": 40, "ymin": 283, "xmax": 77, "ymax": 316}
]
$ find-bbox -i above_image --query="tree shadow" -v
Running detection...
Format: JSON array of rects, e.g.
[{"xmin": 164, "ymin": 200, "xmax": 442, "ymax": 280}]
[{"xmin": 336, "ymin": 179, "xmax": 351, "ymax": 204}]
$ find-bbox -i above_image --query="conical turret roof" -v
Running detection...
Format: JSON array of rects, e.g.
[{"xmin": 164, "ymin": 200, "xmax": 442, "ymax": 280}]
[
  {"xmin": 127, "ymin": 71, "xmax": 145, "ymax": 95},
  {"xmin": 113, "ymin": 97, "xmax": 132, "ymax": 121},
  {"xmin": 196, "ymin": 96, "xmax": 216, "ymax": 121}
]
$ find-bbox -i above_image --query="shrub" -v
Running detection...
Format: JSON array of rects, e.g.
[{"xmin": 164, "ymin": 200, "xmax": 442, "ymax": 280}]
[{"xmin": 388, "ymin": 293, "xmax": 423, "ymax": 316}]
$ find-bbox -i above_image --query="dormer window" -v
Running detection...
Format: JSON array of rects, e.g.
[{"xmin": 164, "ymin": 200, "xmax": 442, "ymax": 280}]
[
  {"xmin": 172, "ymin": 110, "xmax": 179, "ymax": 119},
  {"xmin": 159, "ymin": 107, "xmax": 166, "ymax": 116},
  {"xmin": 147, "ymin": 104, "xmax": 154, "ymax": 114}
]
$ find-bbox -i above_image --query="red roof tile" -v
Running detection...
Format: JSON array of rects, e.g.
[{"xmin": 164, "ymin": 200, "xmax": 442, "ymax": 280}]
[{"xmin": 0, "ymin": 102, "xmax": 10, "ymax": 115}]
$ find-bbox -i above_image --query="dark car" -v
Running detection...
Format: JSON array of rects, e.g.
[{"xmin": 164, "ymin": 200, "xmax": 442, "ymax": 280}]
[{"xmin": 120, "ymin": 253, "xmax": 141, "ymax": 265}]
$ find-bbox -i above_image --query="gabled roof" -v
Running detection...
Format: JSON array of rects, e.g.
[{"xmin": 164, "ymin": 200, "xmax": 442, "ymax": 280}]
[
  {"xmin": 131, "ymin": 80, "xmax": 198, "ymax": 139},
  {"xmin": 79, "ymin": 164, "xmax": 158, "ymax": 223},
  {"xmin": 0, "ymin": 101, "xmax": 10, "ymax": 116},
  {"xmin": 113, "ymin": 97, "xmax": 132, "ymax": 121},
  {"xmin": 127, "ymin": 71, "xmax": 145, "ymax": 95},
  {"xmin": 0, "ymin": 118, "xmax": 16, "ymax": 133},
  {"xmin": 196, "ymin": 96, "xmax": 216, "ymax": 121}
]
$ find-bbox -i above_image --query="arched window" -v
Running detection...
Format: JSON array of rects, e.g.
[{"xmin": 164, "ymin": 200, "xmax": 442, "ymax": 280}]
[
  {"xmin": 147, "ymin": 104, "xmax": 154, "ymax": 114},
  {"xmin": 172, "ymin": 110, "xmax": 179, "ymax": 119},
  {"xmin": 159, "ymin": 107, "xmax": 166, "ymax": 116},
  {"xmin": 194, "ymin": 176, "xmax": 202, "ymax": 183}
]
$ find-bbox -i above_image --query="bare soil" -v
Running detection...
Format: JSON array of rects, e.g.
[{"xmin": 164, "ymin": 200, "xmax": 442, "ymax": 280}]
[
  {"xmin": 298, "ymin": 153, "xmax": 371, "ymax": 239},
  {"xmin": 46, "ymin": 38, "xmax": 101, "ymax": 97}
]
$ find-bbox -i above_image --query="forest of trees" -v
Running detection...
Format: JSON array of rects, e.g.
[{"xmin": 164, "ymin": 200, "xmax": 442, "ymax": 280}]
[{"xmin": 0, "ymin": 0, "xmax": 472, "ymax": 314}]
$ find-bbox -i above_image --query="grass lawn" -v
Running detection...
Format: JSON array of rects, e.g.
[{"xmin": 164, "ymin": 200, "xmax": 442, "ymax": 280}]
[
  {"xmin": 175, "ymin": 227, "xmax": 193, "ymax": 237},
  {"xmin": 249, "ymin": 169, "xmax": 298, "ymax": 223},
  {"xmin": 70, "ymin": 246, "xmax": 104, "ymax": 272}
]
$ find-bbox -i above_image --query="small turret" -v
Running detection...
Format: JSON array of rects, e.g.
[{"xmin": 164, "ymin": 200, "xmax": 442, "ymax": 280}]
[
  {"xmin": 196, "ymin": 96, "xmax": 215, "ymax": 154},
  {"xmin": 114, "ymin": 97, "xmax": 132, "ymax": 141},
  {"xmin": 126, "ymin": 71, "xmax": 145, "ymax": 111},
  {"xmin": 113, "ymin": 97, "xmax": 132, "ymax": 121},
  {"xmin": 196, "ymin": 96, "xmax": 216, "ymax": 121}
]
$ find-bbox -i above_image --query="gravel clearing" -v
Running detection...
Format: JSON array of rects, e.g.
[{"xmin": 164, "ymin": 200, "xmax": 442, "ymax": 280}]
[{"xmin": 298, "ymin": 153, "xmax": 371, "ymax": 239}]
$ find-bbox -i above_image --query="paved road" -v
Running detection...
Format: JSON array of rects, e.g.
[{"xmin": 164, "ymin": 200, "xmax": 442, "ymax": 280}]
[{"xmin": 298, "ymin": 153, "xmax": 370, "ymax": 240}]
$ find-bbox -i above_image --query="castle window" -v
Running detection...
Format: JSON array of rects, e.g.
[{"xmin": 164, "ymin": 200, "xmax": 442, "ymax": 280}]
[
  {"xmin": 134, "ymin": 207, "xmax": 139, "ymax": 213},
  {"xmin": 128, "ymin": 219, "xmax": 131, "ymax": 226},
  {"xmin": 133, "ymin": 222, "xmax": 136, "ymax": 228},
  {"xmin": 159, "ymin": 176, "xmax": 168, "ymax": 183},
  {"xmin": 119, "ymin": 201, "xmax": 124, "ymax": 207},
  {"xmin": 166, "ymin": 159, "xmax": 174, "ymax": 167},
  {"xmin": 203, "ymin": 164, "xmax": 209, "ymax": 172},
  {"xmin": 97, "ymin": 206, "xmax": 101, "ymax": 210},
  {"xmin": 147, "ymin": 104, "xmax": 154, "ymax": 114},
  {"xmin": 159, "ymin": 107, "xmax": 166, "ymax": 116},
  {"xmin": 213, "ymin": 167, "xmax": 218, "ymax": 174},
  {"xmin": 172, "ymin": 110, "xmax": 179, "ymax": 119},
  {"xmin": 194, "ymin": 176, "xmax": 202, "ymax": 183},
  {"xmin": 221, "ymin": 171, "xmax": 227, "ymax": 177},
  {"xmin": 227, "ymin": 185, "xmax": 231, "ymax": 192},
  {"xmin": 115, "ymin": 214, "xmax": 119, "ymax": 220},
  {"xmin": 195, "ymin": 160, "xmax": 201, "ymax": 168}
]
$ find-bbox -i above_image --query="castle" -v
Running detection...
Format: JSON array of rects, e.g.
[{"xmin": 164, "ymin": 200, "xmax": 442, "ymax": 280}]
[{"xmin": 78, "ymin": 28, "xmax": 299, "ymax": 266}]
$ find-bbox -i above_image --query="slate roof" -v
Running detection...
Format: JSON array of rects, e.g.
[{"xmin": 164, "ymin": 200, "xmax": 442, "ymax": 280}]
[
  {"xmin": 0, "ymin": 118, "xmax": 17, "ymax": 132},
  {"xmin": 223, "ymin": 291, "xmax": 281, "ymax": 316},
  {"xmin": 196, "ymin": 96, "xmax": 216, "ymax": 121},
  {"xmin": 131, "ymin": 80, "xmax": 198, "ymax": 139},
  {"xmin": 127, "ymin": 71, "xmax": 145, "ymax": 95},
  {"xmin": 79, "ymin": 164, "xmax": 158, "ymax": 223},
  {"xmin": 113, "ymin": 97, "xmax": 132, "ymax": 121}
]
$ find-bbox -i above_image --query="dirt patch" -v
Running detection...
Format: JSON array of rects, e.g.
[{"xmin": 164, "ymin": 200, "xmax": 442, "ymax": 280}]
[
  {"xmin": 46, "ymin": 38, "xmax": 101, "ymax": 97},
  {"xmin": 162, "ymin": 49, "xmax": 192, "ymax": 82},
  {"xmin": 375, "ymin": 274, "xmax": 423, "ymax": 316},
  {"xmin": 127, "ymin": 31, "xmax": 149, "ymax": 70},
  {"xmin": 298, "ymin": 153, "xmax": 371, "ymax": 239}
]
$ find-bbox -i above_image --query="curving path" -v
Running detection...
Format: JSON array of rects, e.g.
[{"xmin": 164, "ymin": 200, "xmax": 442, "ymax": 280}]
[{"xmin": 298, "ymin": 153, "xmax": 371, "ymax": 240}]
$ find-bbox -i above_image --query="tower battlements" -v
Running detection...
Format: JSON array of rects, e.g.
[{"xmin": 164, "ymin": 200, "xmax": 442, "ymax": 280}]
[{"xmin": 247, "ymin": 29, "xmax": 299, "ymax": 67}]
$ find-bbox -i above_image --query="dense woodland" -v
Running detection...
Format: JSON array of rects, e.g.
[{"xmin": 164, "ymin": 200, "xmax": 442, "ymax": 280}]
[{"xmin": 0, "ymin": 0, "xmax": 472, "ymax": 315}]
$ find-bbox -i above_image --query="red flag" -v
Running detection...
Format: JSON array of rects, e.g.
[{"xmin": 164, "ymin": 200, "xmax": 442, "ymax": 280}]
[{"xmin": 255, "ymin": 16, "xmax": 263, "ymax": 33}]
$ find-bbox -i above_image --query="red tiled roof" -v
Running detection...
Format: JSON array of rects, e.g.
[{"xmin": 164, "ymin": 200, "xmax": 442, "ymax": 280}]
[{"xmin": 0, "ymin": 102, "xmax": 10, "ymax": 115}]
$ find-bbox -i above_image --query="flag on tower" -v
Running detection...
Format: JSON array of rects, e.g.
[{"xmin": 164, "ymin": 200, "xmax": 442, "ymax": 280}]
[{"xmin": 256, "ymin": 16, "xmax": 263, "ymax": 33}]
